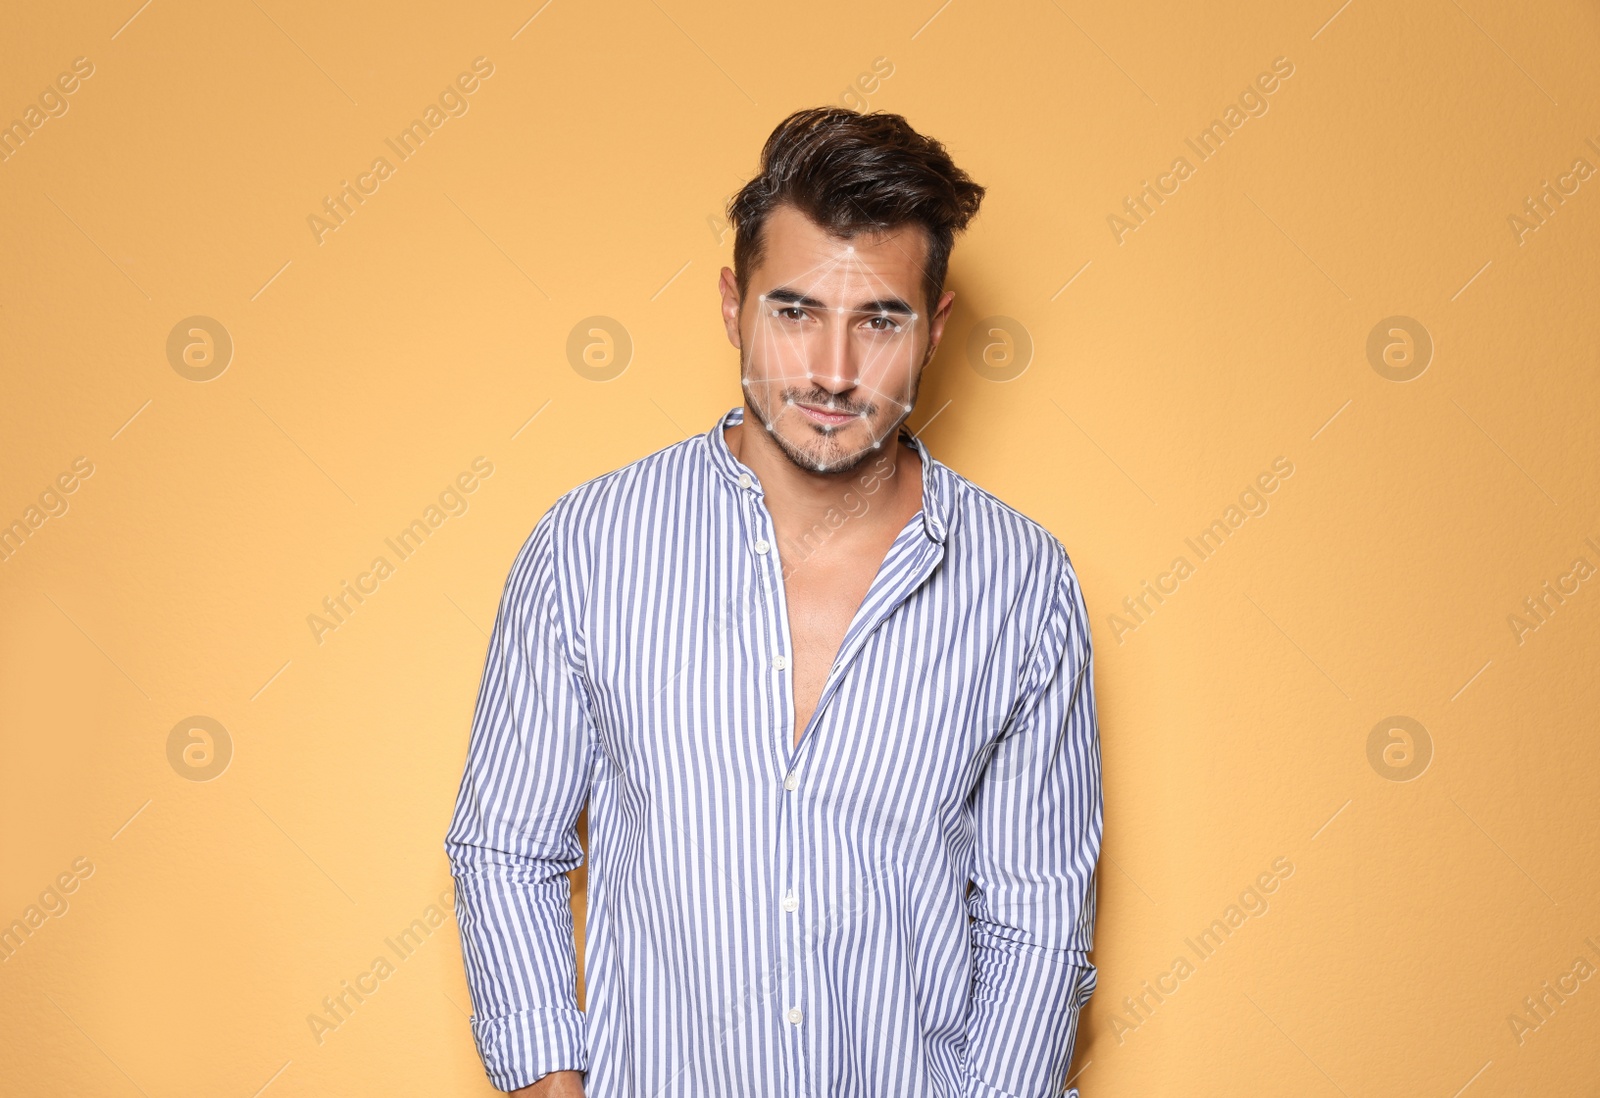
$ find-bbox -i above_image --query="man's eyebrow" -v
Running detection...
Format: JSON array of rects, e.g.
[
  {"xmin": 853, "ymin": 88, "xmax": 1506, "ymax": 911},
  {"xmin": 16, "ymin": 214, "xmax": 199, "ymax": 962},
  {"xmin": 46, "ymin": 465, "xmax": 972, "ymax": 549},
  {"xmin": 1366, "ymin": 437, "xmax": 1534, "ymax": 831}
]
[
  {"xmin": 763, "ymin": 287, "xmax": 916, "ymax": 315},
  {"xmin": 855, "ymin": 297, "xmax": 916, "ymax": 316},
  {"xmin": 762, "ymin": 287, "xmax": 828, "ymax": 309}
]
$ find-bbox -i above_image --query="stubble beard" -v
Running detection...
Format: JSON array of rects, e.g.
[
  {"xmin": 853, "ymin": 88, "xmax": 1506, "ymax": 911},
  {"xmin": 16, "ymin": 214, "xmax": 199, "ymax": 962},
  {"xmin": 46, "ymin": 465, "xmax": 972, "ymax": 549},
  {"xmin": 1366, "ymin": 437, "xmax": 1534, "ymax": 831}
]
[{"xmin": 739, "ymin": 343, "xmax": 924, "ymax": 478}]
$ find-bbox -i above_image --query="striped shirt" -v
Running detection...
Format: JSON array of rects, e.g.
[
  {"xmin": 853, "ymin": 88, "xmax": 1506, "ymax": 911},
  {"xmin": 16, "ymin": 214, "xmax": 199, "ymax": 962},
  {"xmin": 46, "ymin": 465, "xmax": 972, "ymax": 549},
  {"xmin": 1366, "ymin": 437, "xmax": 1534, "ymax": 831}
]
[{"xmin": 444, "ymin": 404, "xmax": 1103, "ymax": 1097}]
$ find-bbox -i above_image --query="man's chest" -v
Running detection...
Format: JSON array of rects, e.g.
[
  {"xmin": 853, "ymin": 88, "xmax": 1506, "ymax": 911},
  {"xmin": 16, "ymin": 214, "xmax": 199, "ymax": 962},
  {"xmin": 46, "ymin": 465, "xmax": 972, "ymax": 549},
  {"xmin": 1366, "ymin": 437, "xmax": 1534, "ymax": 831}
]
[
  {"xmin": 574, "ymin": 539, "xmax": 1036, "ymax": 815},
  {"xmin": 783, "ymin": 561, "xmax": 878, "ymax": 749}
]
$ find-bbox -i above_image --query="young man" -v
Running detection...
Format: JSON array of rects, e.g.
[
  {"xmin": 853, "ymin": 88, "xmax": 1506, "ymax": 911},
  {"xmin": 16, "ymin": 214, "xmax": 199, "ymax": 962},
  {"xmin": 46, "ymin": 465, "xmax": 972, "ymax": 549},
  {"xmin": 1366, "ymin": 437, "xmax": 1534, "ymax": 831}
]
[{"xmin": 445, "ymin": 106, "xmax": 1103, "ymax": 1098}]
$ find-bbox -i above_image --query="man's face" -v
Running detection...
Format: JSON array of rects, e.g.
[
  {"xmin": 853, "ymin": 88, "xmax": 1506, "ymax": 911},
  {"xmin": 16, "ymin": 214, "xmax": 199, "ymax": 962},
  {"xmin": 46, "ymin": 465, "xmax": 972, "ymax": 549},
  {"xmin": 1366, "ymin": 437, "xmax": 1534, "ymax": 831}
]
[{"xmin": 719, "ymin": 204, "xmax": 955, "ymax": 475}]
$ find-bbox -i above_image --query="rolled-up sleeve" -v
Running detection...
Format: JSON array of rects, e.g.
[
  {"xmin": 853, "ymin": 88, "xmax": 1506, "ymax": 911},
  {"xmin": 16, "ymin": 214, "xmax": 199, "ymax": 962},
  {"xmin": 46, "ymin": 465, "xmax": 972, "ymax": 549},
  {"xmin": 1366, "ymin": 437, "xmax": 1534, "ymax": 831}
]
[
  {"xmin": 963, "ymin": 549, "xmax": 1103, "ymax": 1098},
  {"xmin": 444, "ymin": 499, "xmax": 594, "ymax": 1091}
]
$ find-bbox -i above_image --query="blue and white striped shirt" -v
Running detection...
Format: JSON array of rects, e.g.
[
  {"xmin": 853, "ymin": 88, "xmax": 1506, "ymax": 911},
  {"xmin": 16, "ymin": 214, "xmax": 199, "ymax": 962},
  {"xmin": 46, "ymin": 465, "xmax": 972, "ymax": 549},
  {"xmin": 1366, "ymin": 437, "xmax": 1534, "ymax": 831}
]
[{"xmin": 444, "ymin": 404, "xmax": 1102, "ymax": 1097}]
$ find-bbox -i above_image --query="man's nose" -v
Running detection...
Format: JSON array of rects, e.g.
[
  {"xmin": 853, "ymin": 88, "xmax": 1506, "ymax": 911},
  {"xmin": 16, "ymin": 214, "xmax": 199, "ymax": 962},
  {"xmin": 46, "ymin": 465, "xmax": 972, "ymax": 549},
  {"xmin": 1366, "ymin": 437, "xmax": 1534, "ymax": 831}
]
[{"xmin": 809, "ymin": 312, "xmax": 860, "ymax": 391}]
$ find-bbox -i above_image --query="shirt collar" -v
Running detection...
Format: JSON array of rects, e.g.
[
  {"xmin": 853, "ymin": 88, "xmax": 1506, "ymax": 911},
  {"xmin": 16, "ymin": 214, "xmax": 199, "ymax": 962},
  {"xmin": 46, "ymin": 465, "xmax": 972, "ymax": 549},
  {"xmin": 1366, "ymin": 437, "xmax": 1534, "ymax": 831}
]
[{"xmin": 704, "ymin": 404, "xmax": 949, "ymax": 546}]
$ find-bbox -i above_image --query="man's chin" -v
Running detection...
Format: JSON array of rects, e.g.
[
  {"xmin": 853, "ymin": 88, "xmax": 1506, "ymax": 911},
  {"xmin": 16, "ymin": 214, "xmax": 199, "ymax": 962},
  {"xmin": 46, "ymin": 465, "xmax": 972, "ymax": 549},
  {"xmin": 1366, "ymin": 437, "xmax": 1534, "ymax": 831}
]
[{"xmin": 774, "ymin": 428, "xmax": 874, "ymax": 476}]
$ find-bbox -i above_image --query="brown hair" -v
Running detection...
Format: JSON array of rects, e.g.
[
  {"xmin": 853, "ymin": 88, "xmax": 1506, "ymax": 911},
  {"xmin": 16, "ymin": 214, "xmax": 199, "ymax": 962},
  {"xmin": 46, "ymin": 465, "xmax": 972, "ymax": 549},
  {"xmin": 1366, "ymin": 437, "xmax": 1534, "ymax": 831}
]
[{"xmin": 726, "ymin": 107, "xmax": 986, "ymax": 317}]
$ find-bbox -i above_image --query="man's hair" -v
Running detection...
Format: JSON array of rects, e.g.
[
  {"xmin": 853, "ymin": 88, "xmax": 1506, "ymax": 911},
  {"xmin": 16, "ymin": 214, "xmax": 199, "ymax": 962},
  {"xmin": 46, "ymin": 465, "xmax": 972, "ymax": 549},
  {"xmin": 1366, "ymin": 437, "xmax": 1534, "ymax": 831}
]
[{"xmin": 726, "ymin": 107, "xmax": 986, "ymax": 317}]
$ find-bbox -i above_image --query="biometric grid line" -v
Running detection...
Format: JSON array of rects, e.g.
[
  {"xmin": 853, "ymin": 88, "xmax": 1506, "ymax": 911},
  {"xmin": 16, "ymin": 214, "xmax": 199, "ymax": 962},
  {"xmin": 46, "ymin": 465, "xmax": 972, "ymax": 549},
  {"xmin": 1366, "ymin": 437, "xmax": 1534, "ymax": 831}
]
[
  {"xmin": 460, "ymin": 246, "xmax": 938, "ymax": 814},
  {"xmin": 750, "ymin": 290, "xmax": 920, "ymax": 391},
  {"xmin": 642, "ymin": 231, "xmax": 942, "ymax": 717},
  {"xmin": 631, "ymin": 242, "xmax": 937, "ymax": 727},
  {"xmin": 597, "ymin": 246, "xmax": 941, "ymax": 797},
  {"xmin": 741, "ymin": 243, "xmax": 930, "ymax": 472},
  {"xmin": 659, "ymin": 230, "xmax": 942, "ymax": 711},
  {"xmin": 744, "ymin": 244, "xmax": 920, "ymax": 428}
]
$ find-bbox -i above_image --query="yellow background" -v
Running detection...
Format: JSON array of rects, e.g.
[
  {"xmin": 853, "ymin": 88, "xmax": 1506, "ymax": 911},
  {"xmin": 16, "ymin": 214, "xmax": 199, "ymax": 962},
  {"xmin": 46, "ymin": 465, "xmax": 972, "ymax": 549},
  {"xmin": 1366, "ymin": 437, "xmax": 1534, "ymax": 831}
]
[{"xmin": 3, "ymin": 0, "xmax": 1598, "ymax": 1093}]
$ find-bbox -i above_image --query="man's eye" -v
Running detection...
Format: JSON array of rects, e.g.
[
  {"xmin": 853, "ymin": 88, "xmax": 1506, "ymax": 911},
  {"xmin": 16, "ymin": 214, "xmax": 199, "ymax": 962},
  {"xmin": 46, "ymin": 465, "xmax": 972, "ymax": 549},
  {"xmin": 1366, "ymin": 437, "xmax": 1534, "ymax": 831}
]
[
  {"xmin": 866, "ymin": 315, "xmax": 900, "ymax": 331},
  {"xmin": 776, "ymin": 307, "xmax": 806, "ymax": 321}
]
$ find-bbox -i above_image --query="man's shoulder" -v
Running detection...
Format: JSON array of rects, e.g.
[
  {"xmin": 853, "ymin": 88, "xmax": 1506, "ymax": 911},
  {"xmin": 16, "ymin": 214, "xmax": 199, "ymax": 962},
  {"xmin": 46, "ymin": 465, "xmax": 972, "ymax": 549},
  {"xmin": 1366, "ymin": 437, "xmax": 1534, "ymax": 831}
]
[
  {"xmin": 538, "ymin": 430, "xmax": 704, "ymax": 541},
  {"xmin": 936, "ymin": 463, "xmax": 1091, "ymax": 648},
  {"xmin": 937, "ymin": 463, "xmax": 1074, "ymax": 583}
]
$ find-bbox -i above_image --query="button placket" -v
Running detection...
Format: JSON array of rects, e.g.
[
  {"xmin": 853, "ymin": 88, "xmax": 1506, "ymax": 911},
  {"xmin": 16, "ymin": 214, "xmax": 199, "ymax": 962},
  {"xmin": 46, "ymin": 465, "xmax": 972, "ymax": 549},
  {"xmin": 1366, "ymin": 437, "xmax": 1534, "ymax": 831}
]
[{"xmin": 742, "ymin": 470, "xmax": 807, "ymax": 1079}]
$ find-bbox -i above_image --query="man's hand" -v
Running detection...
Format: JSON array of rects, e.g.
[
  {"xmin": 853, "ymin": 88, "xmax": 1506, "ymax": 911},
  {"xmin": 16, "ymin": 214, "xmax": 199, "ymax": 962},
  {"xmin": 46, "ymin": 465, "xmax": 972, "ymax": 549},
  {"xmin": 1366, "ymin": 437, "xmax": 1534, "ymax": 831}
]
[{"xmin": 511, "ymin": 1070, "xmax": 584, "ymax": 1097}]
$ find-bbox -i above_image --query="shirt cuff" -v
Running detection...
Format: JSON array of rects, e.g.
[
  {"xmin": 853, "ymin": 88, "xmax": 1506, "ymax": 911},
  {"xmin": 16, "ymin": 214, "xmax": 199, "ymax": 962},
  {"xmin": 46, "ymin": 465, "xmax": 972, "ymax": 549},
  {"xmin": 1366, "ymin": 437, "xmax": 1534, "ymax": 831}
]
[{"xmin": 470, "ymin": 1005, "xmax": 588, "ymax": 1091}]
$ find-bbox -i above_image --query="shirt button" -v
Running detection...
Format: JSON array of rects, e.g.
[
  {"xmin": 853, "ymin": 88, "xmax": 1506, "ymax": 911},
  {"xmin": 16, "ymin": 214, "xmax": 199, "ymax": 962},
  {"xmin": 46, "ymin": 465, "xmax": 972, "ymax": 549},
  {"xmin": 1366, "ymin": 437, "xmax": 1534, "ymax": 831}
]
[
  {"xmin": 783, "ymin": 771, "xmax": 799, "ymax": 791},
  {"xmin": 773, "ymin": 655, "xmax": 789, "ymax": 670},
  {"xmin": 783, "ymin": 889, "xmax": 797, "ymax": 912},
  {"xmin": 754, "ymin": 539, "xmax": 771, "ymax": 554},
  {"xmin": 787, "ymin": 1007, "xmax": 803, "ymax": 1025},
  {"xmin": 738, "ymin": 473, "xmax": 753, "ymax": 489}
]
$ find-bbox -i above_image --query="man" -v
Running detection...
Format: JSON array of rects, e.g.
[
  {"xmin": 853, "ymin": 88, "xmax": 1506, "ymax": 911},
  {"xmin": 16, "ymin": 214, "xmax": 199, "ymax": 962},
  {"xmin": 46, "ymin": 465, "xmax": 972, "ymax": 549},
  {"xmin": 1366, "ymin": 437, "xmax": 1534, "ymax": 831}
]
[{"xmin": 445, "ymin": 106, "xmax": 1102, "ymax": 1097}]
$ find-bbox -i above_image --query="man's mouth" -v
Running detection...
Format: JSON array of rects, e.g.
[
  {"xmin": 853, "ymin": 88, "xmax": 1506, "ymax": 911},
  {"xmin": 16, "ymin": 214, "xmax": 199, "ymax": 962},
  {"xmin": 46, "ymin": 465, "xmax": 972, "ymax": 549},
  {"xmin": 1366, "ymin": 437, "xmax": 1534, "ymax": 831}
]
[{"xmin": 796, "ymin": 402, "xmax": 859, "ymax": 426}]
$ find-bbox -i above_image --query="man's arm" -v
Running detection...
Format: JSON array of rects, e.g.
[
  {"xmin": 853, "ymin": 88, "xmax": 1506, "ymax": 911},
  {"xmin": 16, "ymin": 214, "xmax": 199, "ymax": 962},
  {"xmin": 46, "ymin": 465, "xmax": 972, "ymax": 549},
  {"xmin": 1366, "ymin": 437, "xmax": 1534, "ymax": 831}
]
[
  {"xmin": 510, "ymin": 1071, "xmax": 584, "ymax": 1097},
  {"xmin": 444, "ymin": 501, "xmax": 593, "ymax": 1092},
  {"xmin": 963, "ymin": 552, "xmax": 1103, "ymax": 1098}
]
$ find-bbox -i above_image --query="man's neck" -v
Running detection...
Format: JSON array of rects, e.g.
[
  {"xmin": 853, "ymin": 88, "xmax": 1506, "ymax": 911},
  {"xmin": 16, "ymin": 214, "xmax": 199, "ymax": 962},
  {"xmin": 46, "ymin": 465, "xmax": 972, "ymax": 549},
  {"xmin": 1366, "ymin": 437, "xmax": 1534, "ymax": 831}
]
[{"xmin": 724, "ymin": 411, "xmax": 924, "ymax": 553}]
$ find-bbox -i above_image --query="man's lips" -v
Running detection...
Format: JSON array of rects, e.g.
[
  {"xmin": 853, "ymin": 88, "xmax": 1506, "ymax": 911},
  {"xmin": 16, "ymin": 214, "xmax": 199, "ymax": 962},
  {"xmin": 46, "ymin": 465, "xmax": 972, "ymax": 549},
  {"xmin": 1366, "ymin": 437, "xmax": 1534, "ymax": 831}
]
[{"xmin": 796, "ymin": 403, "xmax": 859, "ymax": 426}]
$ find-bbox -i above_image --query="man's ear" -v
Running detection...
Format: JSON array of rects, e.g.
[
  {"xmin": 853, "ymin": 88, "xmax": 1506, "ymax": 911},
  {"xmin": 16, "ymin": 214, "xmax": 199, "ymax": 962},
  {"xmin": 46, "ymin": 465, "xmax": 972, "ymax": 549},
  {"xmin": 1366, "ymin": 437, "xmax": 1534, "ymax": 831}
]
[
  {"xmin": 718, "ymin": 267, "xmax": 743, "ymax": 349},
  {"xmin": 923, "ymin": 288, "xmax": 956, "ymax": 364}
]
